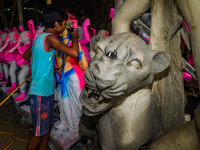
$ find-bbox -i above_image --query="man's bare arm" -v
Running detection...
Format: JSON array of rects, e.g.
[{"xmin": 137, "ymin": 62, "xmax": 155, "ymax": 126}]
[
  {"xmin": 46, "ymin": 30, "xmax": 79, "ymax": 58},
  {"xmin": 23, "ymin": 45, "xmax": 32, "ymax": 61}
]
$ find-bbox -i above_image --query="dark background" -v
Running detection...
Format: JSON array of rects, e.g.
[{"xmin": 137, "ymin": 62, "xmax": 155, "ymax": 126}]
[{"xmin": 0, "ymin": 0, "xmax": 114, "ymax": 33}]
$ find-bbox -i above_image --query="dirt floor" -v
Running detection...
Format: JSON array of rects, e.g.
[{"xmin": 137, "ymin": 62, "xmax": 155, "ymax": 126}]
[
  {"xmin": 1, "ymin": 79, "xmax": 198, "ymax": 150},
  {"xmin": 0, "ymin": 88, "xmax": 87, "ymax": 150},
  {"xmin": 0, "ymin": 89, "xmax": 33, "ymax": 150}
]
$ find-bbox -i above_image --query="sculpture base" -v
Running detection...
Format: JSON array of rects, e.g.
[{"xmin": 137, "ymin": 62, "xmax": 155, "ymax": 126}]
[
  {"xmin": 0, "ymin": 86, "xmax": 10, "ymax": 92},
  {"xmin": 0, "ymin": 86, "xmax": 14, "ymax": 104},
  {"xmin": 48, "ymin": 127, "xmax": 83, "ymax": 150},
  {"xmin": 0, "ymin": 79, "xmax": 5, "ymax": 83},
  {"xmin": 0, "ymin": 86, "xmax": 12, "ymax": 104},
  {"xmin": 14, "ymin": 92, "xmax": 29, "ymax": 113},
  {"xmin": 1, "ymin": 84, "xmax": 29, "ymax": 113},
  {"xmin": 0, "ymin": 78, "xmax": 6, "ymax": 86},
  {"xmin": 20, "ymin": 104, "xmax": 32, "ymax": 124}
]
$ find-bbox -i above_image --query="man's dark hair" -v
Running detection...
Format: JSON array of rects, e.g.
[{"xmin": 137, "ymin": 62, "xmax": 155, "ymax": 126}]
[{"xmin": 42, "ymin": 4, "xmax": 68, "ymax": 28}]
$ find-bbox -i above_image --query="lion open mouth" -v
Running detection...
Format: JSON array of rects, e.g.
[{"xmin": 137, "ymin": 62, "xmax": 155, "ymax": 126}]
[{"xmin": 80, "ymin": 86, "xmax": 113, "ymax": 116}]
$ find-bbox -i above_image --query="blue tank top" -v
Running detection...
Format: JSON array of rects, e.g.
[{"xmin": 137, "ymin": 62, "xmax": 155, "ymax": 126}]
[{"xmin": 29, "ymin": 33, "xmax": 55, "ymax": 96}]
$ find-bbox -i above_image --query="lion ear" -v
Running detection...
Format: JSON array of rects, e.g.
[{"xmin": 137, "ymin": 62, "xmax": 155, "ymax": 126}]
[
  {"xmin": 89, "ymin": 35, "xmax": 102, "ymax": 51},
  {"xmin": 89, "ymin": 35, "xmax": 102, "ymax": 60},
  {"xmin": 150, "ymin": 50, "xmax": 171, "ymax": 75}
]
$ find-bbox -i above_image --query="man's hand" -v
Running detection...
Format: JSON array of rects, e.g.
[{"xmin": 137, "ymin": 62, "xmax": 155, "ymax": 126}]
[{"xmin": 71, "ymin": 30, "xmax": 79, "ymax": 39}]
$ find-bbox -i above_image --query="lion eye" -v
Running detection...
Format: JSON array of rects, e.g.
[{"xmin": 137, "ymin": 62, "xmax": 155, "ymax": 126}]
[
  {"xmin": 127, "ymin": 60, "xmax": 141, "ymax": 72},
  {"xmin": 106, "ymin": 50, "xmax": 117, "ymax": 59}
]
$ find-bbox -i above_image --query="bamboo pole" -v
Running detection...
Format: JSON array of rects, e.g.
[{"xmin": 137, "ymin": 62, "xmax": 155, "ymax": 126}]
[
  {"xmin": 17, "ymin": 0, "xmax": 24, "ymax": 27},
  {"xmin": 0, "ymin": 0, "xmax": 8, "ymax": 29},
  {"xmin": 46, "ymin": 0, "xmax": 52, "ymax": 5},
  {"xmin": 10, "ymin": 0, "xmax": 17, "ymax": 29},
  {"xmin": 34, "ymin": 0, "xmax": 38, "ymax": 26}
]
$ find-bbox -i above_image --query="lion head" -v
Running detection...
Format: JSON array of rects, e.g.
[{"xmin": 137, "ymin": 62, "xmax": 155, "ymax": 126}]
[{"xmin": 80, "ymin": 33, "xmax": 170, "ymax": 116}]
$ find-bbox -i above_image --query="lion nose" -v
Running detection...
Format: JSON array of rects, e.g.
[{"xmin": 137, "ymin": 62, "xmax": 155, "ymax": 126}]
[
  {"xmin": 95, "ymin": 76, "xmax": 116, "ymax": 90},
  {"xmin": 90, "ymin": 58, "xmax": 122, "ymax": 90}
]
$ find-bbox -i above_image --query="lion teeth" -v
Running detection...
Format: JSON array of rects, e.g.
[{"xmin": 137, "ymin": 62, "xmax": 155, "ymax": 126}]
[
  {"xmin": 94, "ymin": 102, "xmax": 99, "ymax": 108},
  {"xmin": 84, "ymin": 87, "xmax": 104, "ymax": 108},
  {"xmin": 98, "ymin": 95, "xmax": 104, "ymax": 101},
  {"xmin": 88, "ymin": 89, "xmax": 93, "ymax": 94}
]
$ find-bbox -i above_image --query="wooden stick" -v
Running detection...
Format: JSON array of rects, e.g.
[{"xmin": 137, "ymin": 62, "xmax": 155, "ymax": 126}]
[
  {"xmin": 10, "ymin": 0, "xmax": 17, "ymax": 28},
  {"xmin": 17, "ymin": 0, "xmax": 24, "ymax": 27},
  {"xmin": 0, "ymin": 0, "xmax": 9, "ymax": 28}
]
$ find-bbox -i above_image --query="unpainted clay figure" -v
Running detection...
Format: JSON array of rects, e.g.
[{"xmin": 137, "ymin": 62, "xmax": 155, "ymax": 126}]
[
  {"xmin": 112, "ymin": 0, "xmax": 200, "ymax": 93},
  {"xmin": 79, "ymin": 33, "xmax": 170, "ymax": 150},
  {"xmin": 106, "ymin": 0, "xmax": 200, "ymax": 149}
]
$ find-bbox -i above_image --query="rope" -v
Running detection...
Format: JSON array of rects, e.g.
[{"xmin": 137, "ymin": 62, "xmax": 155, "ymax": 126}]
[
  {"xmin": 0, "ymin": 121, "xmax": 28, "ymax": 150},
  {"xmin": 0, "ymin": 76, "xmax": 31, "ymax": 149}
]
